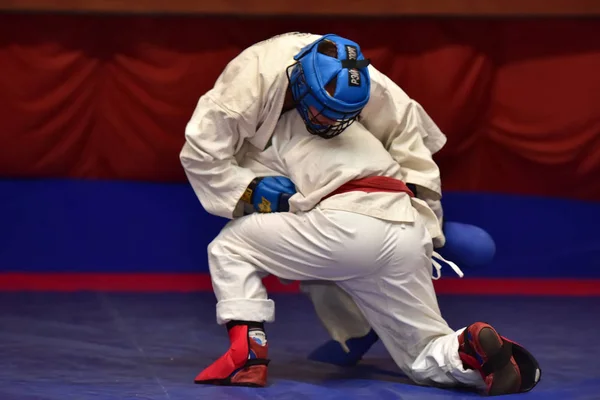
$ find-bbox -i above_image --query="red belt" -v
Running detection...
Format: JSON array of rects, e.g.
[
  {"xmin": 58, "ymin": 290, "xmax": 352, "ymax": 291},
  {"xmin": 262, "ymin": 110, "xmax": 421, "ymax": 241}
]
[{"xmin": 322, "ymin": 176, "xmax": 415, "ymax": 200}]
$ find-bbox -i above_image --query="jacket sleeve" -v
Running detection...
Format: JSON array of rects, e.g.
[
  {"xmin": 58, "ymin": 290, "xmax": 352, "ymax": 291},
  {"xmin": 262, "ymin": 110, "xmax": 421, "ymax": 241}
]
[
  {"xmin": 180, "ymin": 97, "xmax": 257, "ymax": 219},
  {"xmin": 180, "ymin": 55, "xmax": 263, "ymax": 219},
  {"xmin": 361, "ymin": 66, "xmax": 446, "ymax": 197},
  {"xmin": 360, "ymin": 66, "xmax": 447, "ymax": 244}
]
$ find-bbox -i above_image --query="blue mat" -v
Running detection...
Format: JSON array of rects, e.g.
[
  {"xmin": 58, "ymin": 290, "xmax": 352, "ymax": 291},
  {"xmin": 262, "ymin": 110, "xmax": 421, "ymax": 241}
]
[{"xmin": 1, "ymin": 293, "xmax": 598, "ymax": 399}]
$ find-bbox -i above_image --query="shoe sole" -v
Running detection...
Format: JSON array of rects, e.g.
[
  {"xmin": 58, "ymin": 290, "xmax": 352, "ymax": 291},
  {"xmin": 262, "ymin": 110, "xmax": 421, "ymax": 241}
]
[
  {"xmin": 479, "ymin": 327, "xmax": 520, "ymax": 395},
  {"xmin": 195, "ymin": 364, "xmax": 267, "ymax": 387}
]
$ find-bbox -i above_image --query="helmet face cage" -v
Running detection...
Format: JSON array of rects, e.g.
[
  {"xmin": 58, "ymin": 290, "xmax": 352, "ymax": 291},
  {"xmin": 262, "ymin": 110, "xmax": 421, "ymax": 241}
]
[{"xmin": 286, "ymin": 62, "xmax": 362, "ymax": 140}]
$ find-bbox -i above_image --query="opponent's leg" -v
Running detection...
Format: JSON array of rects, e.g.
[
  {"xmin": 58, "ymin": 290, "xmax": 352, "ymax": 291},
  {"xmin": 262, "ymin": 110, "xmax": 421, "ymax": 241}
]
[
  {"xmin": 334, "ymin": 215, "xmax": 539, "ymax": 395},
  {"xmin": 302, "ymin": 220, "xmax": 496, "ymax": 367}
]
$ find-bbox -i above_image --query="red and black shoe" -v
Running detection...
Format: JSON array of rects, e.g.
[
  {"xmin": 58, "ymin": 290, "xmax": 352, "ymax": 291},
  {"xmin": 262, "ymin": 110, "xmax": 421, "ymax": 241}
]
[
  {"xmin": 458, "ymin": 322, "xmax": 541, "ymax": 396},
  {"xmin": 195, "ymin": 321, "xmax": 270, "ymax": 387}
]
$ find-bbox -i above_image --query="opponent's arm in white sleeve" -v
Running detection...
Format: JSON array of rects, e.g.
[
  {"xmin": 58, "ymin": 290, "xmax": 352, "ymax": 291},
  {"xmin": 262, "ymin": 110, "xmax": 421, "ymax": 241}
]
[
  {"xmin": 180, "ymin": 95, "xmax": 257, "ymax": 220},
  {"xmin": 180, "ymin": 52, "xmax": 264, "ymax": 220},
  {"xmin": 360, "ymin": 67, "xmax": 447, "ymax": 241}
]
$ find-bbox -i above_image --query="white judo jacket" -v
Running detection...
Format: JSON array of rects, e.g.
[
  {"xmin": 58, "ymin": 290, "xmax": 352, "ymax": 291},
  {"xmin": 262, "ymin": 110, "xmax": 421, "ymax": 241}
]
[{"xmin": 180, "ymin": 32, "xmax": 448, "ymax": 244}]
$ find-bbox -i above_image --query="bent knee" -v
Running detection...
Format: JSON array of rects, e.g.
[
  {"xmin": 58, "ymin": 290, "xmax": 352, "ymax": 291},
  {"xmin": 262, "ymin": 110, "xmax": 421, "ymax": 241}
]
[{"xmin": 207, "ymin": 234, "xmax": 233, "ymax": 262}]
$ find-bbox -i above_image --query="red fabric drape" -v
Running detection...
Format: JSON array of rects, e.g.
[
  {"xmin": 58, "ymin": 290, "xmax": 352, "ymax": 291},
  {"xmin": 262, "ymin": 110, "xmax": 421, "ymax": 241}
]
[{"xmin": 0, "ymin": 14, "xmax": 599, "ymax": 199}]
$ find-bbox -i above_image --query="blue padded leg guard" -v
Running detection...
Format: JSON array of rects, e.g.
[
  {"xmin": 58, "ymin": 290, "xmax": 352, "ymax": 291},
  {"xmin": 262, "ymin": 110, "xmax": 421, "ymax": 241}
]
[
  {"xmin": 438, "ymin": 221, "xmax": 496, "ymax": 268},
  {"xmin": 307, "ymin": 329, "xmax": 379, "ymax": 367}
]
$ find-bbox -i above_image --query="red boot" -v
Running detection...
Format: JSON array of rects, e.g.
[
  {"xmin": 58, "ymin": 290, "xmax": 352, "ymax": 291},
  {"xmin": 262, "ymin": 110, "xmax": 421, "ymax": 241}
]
[
  {"xmin": 458, "ymin": 322, "xmax": 541, "ymax": 396},
  {"xmin": 195, "ymin": 321, "xmax": 269, "ymax": 387}
]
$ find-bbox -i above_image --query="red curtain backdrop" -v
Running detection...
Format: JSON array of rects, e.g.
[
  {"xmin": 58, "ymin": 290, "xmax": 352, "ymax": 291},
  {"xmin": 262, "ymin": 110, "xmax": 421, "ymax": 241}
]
[
  {"xmin": 1, "ymin": 14, "xmax": 599, "ymax": 200},
  {"xmin": 2, "ymin": 0, "xmax": 600, "ymax": 16}
]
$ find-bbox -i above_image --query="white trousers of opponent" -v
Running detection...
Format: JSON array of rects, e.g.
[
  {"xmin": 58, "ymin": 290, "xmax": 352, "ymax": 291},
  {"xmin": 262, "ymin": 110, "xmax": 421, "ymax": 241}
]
[{"xmin": 208, "ymin": 204, "xmax": 485, "ymax": 390}]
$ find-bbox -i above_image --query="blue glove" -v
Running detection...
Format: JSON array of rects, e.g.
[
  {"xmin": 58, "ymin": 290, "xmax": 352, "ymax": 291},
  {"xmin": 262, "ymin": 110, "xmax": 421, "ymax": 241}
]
[
  {"xmin": 245, "ymin": 176, "xmax": 296, "ymax": 213},
  {"xmin": 438, "ymin": 221, "xmax": 496, "ymax": 268}
]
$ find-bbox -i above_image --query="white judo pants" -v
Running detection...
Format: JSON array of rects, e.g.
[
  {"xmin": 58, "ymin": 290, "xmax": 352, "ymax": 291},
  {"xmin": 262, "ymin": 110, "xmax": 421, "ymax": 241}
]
[{"xmin": 207, "ymin": 207, "xmax": 484, "ymax": 389}]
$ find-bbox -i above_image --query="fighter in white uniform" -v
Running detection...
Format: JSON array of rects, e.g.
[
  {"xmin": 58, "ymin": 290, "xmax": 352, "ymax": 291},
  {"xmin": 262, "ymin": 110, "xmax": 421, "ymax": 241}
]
[{"xmin": 180, "ymin": 33, "xmax": 540, "ymax": 395}]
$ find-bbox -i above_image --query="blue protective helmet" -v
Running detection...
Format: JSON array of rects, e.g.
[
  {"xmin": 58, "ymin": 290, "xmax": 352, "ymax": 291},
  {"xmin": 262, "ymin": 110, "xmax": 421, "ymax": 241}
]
[{"xmin": 286, "ymin": 34, "xmax": 371, "ymax": 139}]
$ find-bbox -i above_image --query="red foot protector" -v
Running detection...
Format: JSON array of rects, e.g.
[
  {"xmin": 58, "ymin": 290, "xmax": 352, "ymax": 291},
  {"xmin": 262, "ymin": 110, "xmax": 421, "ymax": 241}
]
[
  {"xmin": 195, "ymin": 324, "xmax": 270, "ymax": 387},
  {"xmin": 458, "ymin": 322, "xmax": 541, "ymax": 396}
]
